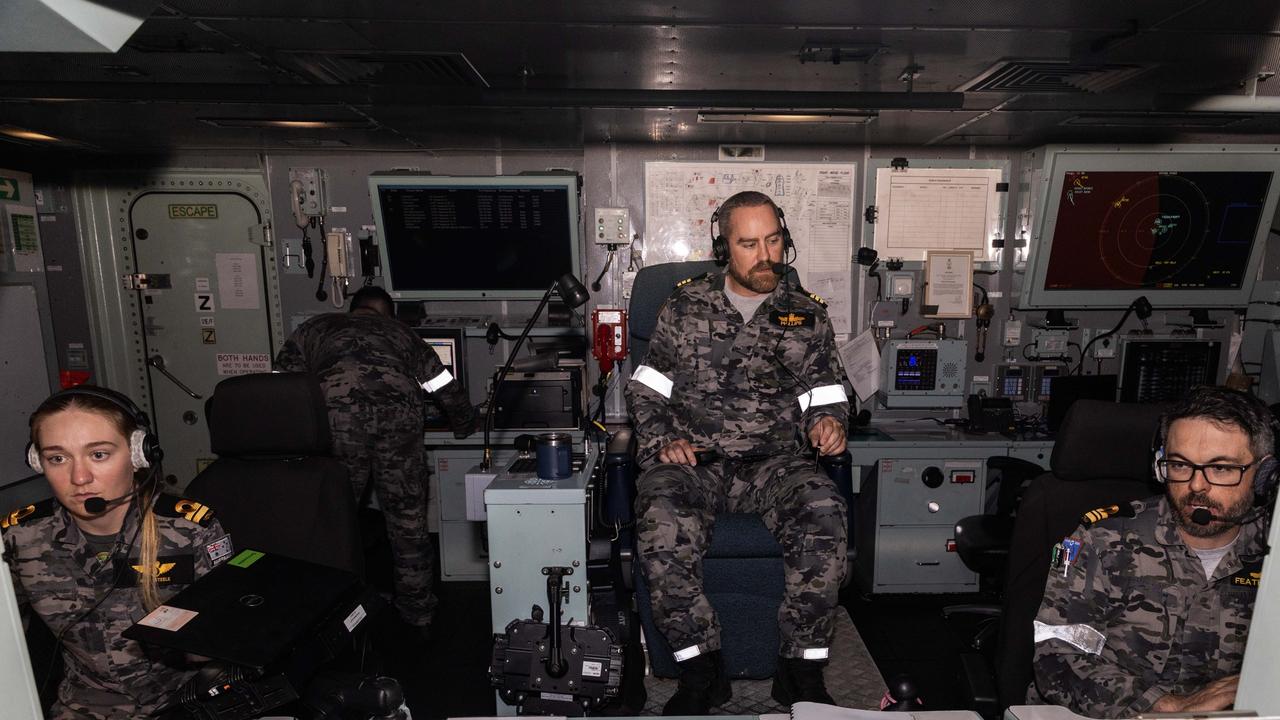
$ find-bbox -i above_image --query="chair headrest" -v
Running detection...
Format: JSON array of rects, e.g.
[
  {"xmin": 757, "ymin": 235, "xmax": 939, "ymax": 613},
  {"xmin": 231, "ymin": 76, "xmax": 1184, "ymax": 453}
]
[
  {"xmin": 1051, "ymin": 400, "xmax": 1170, "ymax": 482},
  {"xmin": 207, "ymin": 373, "xmax": 331, "ymax": 458}
]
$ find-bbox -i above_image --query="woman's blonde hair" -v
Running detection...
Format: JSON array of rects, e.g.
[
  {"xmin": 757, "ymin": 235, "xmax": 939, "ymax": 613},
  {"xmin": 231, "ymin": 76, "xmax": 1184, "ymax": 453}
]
[{"xmin": 30, "ymin": 389, "xmax": 163, "ymax": 611}]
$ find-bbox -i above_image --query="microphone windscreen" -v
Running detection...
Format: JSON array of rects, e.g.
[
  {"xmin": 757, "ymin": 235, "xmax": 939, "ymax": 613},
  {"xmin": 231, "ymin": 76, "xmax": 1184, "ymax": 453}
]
[
  {"xmin": 1190, "ymin": 507, "xmax": 1213, "ymax": 526},
  {"xmin": 84, "ymin": 496, "xmax": 108, "ymax": 514},
  {"xmin": 770, "ymin": 262, "xmax": 788, "ymax": 276}
]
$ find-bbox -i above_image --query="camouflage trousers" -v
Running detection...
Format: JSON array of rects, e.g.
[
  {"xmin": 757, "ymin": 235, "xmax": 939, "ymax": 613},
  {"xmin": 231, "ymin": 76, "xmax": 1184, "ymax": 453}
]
[
  {"xmin": 636, "ymin": 454, "xmax": 848, "ymax": 659},
  {"xmin": 330, "ymin": 406, "xmax": 436, "ymax": 627}
]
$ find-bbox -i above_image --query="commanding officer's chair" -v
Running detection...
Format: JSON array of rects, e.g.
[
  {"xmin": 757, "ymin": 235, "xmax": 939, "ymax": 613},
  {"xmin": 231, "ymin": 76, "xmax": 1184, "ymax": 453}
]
[
  {"xmin": 991, "ymin": 399, "xmax": 1166, "ymax": 711},
  {"xmin": 623, "ymin": 260, "xmax": 853, "ymax": 680},
  {"xmin": 187, "ymin": 372, "xmax": 364, "ymax": 576}
]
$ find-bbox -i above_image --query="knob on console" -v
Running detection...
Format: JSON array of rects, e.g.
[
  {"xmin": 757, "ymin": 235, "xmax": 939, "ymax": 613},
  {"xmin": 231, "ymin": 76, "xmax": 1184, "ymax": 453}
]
[{"xmin": 922, "ymin": 466, "xmax": 944, "ymax": 489}]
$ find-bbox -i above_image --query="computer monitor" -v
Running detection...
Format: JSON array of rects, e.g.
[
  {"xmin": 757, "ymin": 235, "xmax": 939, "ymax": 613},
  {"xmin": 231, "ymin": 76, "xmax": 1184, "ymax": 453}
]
[
  {"xmin": 1118, "ymin": 338, "xmax": 1222, "ymax": 403},
  {"xmin": 1020, "ymin": 147, "xmax": 1280, "ymax": 309},
  {"xmin": 368, "ymin": 173, "xmax": 582, "ymax": 301}
]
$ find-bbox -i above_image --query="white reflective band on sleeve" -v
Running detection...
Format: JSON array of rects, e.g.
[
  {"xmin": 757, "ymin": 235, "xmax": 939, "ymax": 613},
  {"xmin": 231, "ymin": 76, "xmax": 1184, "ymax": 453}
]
[
  {"xmin": 802, "ymin": 648, "xmax": 830, "ymax": 660},
  {"xmin": 673, "ymin": 645, "xmax": 703, "ymax": 662},
  {"xmin": 1033, "ymin": 620, "xmax": 1106, "ymax": 655},
  {"xmin": 420, "ymin": 369, "xmax": 454, "ymax": 393},
  {"xmin": 632, "ymin": 365, "xmax": 674, "ymax": 399},
  {"xmin": 797, "ymin": 384, "xmax": 847, "ymax": 412}
]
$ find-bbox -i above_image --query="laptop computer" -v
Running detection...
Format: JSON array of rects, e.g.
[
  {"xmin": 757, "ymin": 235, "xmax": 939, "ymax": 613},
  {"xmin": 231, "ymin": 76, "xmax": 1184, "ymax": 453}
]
[{"xmin": 123, "ymin": 549, "xmax": 366, "ymax": 671}]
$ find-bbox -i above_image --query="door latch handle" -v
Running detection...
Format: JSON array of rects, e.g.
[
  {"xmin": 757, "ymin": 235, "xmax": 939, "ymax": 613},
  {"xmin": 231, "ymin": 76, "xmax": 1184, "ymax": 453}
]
[{"xmin": 148, "ymin": 355, "xmax": 204, "ymax": 400}]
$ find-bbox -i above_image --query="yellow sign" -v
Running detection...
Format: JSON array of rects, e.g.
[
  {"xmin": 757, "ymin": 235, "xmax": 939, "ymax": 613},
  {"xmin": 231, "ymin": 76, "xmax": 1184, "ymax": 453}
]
[{"xmin": 168, "ymin": 204, "xmax": 218, "ymax": 219}]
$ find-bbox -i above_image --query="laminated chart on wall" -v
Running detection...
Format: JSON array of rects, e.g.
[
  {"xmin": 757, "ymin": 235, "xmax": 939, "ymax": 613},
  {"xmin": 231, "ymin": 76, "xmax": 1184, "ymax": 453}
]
[
  {"xmin": 644, "ymin": 162, "xmax": 857, "ymax": 333},
  {"xmin": 872, "ymin": 167, "xmax": 1003, "ymax": 262}
]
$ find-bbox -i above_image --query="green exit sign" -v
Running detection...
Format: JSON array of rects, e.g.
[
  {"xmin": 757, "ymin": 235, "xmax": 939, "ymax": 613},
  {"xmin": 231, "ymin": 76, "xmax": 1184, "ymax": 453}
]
[{"xmin": 0, "ymin": 176, "xmax": 19, "ymax": 201}]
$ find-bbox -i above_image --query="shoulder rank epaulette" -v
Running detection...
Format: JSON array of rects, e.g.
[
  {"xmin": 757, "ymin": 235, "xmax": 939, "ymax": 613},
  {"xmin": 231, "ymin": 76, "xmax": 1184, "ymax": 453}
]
[
  {"xmin": 154, "ymin": 494, "xmax": 216, "ymax": 527},
  {"xmin": 1080, "ymin": 502, "xmax": 1136, "ymax": 527},
  {"xmin": 807, "ymin": 291, "xmax": 828, "ymax": 308},
  {"xmin": 674, "ymin": 272, "xmax": 708, "ymax": 290},
  {"xmin": 1, "ymin": 497, "xmax": 57, "ymax": 530}
]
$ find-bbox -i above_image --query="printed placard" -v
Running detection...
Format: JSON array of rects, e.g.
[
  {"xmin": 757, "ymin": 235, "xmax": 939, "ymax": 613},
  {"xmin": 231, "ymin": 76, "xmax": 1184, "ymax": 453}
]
[{"xmin": 215, "ymin": 352, "xmax": 270, "ymax": 376}]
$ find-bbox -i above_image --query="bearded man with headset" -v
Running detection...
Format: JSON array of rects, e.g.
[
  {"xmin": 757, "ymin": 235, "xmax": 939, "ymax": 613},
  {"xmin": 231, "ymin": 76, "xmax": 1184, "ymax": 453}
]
[
  {"xmin": 626, "ymin": 190, "xmax": 851, "ymax": 714},
  {"xmin": 1030, "ymin": 385, "xmax": 1277, "ymax": 718}
]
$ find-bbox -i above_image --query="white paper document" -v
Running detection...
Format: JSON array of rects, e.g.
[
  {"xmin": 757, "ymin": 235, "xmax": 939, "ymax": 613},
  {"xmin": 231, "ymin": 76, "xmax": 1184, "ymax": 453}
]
[
  {"xmin": 215, "ymin": 252, "xmax": 261, "ymax": 310},
  {"xmin": 873, "ymin": 167, "xmax": 1003, "ymax": 261},
  {"xmin": 839, "ymin": 330, "xmax": 882, "ymax": 402}
]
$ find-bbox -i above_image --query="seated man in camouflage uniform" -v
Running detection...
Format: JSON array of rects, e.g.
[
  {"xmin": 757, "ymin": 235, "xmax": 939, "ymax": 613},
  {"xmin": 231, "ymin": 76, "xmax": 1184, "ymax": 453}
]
[
  {"xmin": 1031, "ymin": 386, "xmax": 1275, "ymax": 718},
  {"xmin": 274, "ymin": 286, "xmax": 475, "ymax": 636},
  {"xmin": 626, "ymin": 191, "xmax": 850, "ymax": 714}
]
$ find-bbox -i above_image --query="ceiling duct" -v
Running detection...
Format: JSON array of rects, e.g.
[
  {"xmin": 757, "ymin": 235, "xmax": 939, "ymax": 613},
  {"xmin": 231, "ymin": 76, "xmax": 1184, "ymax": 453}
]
[
  {"xmin": 960, "ymin": 60, "xmax": 1150, "ymax": 94},
  {"xmin": 285, "ymin": 51, "xmax": 490, "ymax": 88},
  {"xmin": 1061, "ymin": 113, "xmax": 1248, "ymax": 128},
  {"xmin": 0, "ymin": 0, "xmax": 158, "ymax": 52}
]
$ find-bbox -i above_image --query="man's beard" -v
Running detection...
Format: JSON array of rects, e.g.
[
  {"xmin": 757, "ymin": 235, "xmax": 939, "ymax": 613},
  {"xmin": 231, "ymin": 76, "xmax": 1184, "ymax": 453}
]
[
  {"xmin": 729, "ymin": 261, "xmax": 779, "ymax": 294},
  {"xmin": 1173, "ymin": 489, "xmax": 1254, "ymax": 537}
]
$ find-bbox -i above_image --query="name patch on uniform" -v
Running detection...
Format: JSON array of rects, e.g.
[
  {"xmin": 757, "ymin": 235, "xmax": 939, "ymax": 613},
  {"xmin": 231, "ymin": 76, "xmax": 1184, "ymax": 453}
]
[
  {"xmin": 113, "ymin": 554, "xmax": 195, "ymax": 587},
  {"xmin": 770, "ymin": 310, "xmax": 814, "ymax": 328},
  {"xmin": 1230, "ymin": 560, "xmax": 1263, "ymax": 589},
  {"xmin": 206, "ymin": 534, "xmax": 235, "ymax": 567}
]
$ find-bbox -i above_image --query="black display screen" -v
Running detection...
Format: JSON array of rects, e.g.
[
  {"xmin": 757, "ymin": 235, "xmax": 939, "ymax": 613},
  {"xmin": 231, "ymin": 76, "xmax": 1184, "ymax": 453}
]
[
  {"xmin": 1043, "ymin": 171, "xmax": 1271, "ymax": 291},
  {"xmin": 377, "ymin": 184, "xmax": 575, "ymax": 294}
]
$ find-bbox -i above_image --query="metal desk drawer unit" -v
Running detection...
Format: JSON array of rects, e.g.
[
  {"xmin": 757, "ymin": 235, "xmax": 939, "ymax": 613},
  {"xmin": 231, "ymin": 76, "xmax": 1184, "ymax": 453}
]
[{"xmin": 850, "ymin": 434, "xmax": 1052, "ymax": 594}]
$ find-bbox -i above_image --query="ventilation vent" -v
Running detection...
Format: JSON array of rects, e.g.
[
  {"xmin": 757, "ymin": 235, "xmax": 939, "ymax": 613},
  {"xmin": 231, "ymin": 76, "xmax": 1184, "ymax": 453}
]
[
  {"xmin": 961, "ymin": 60, "xmax": 1150, "ymax": 93},
  {"xmin": 285, "ymin": 51, "xmax": 489, "ymax": 87},
  {"xmin": 942, "ymin": 362, "xmax": 959, "ymax": 379}
]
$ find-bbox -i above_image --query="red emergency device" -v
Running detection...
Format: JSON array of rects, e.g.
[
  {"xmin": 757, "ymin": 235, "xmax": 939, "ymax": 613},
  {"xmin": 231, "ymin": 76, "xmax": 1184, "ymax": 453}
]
[{"xmin": 591, "ymin": 308, "xmax": 628, "ymax": 373}]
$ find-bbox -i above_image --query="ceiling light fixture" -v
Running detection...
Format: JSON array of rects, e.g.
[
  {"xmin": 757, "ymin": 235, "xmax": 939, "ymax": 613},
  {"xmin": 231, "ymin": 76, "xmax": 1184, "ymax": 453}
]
[
  {"xmin": 697, "ymin": 110, "xmax": 876, "ymax": 124},
  {"xmin": 198, "ymin": 118, "xmax": 373, "ymax": 129},
  {"xmin": 1, "ymin": 127, "xmax": 60, "ymax": 142}
]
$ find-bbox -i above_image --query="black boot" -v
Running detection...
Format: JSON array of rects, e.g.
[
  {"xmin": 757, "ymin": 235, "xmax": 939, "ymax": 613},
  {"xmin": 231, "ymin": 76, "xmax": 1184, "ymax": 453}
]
[
  {"xmin": 663, "ymin": 650, "xmax": 731, "ymax": 715},
  {"xmin": 772, "ymin": 656, "xmax": 835, "ymax": 706}
]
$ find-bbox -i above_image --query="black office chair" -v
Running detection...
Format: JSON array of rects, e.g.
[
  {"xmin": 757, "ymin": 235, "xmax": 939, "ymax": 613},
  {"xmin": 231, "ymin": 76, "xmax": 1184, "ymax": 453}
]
[
  {"xmin": 991, "ymin": 399, "xmax": 1167, "ymax": 711},
  {"xmin": 187, "ymin": 372, "xmax": 364, "ymax": 576},
  {"xmin": 624, "ymin": 260, "xmax": 854, "ymax": 679}
]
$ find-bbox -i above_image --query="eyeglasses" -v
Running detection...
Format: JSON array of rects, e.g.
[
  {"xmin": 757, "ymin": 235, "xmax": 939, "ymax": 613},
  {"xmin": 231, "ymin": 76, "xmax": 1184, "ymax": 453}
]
[{"xmin": 1156, "ymin": 458, "xmax": 1258, "ymax": 486}]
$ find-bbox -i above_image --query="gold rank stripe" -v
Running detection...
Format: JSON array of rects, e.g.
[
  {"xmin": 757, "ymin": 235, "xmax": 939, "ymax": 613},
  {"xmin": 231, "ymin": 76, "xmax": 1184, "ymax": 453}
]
[
  {"xmin": 1083, "ymin": 505, "xmax": 1121, "ymax": 525},
  {"xmin": 2, "ymin": 505, "xmax": 35, "ymax": 529}
]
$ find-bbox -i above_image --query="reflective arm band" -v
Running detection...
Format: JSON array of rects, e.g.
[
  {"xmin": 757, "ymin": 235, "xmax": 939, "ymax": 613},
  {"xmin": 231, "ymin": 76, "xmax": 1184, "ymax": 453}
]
[
  {"xmin": 802, "ymin": 648, "xmax": 829, "ymax": 660},
  {"xmin": 1033, "ymin": 620, "xmax": 1106, "ymax": 655},
  {"xmin": 797, "ymin": 384, "xmax": 847, "ymax": 412},
  {"xmin": 673, "ymin": 644, "xmax": 703, "ymax": 662},
  {"xmin": 420, "ymin": 369, "xmax": 455, "ymax": 393},
  {"xmin": 631, "ymin": 365, "xmax": 674, "ymax": 400}
]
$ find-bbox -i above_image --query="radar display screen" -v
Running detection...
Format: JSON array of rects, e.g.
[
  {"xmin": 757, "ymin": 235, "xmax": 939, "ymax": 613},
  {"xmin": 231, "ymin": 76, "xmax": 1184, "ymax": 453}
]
[{"xmin": 1042, "ymin": 171, "xmax": 1271, "ymax": 291}]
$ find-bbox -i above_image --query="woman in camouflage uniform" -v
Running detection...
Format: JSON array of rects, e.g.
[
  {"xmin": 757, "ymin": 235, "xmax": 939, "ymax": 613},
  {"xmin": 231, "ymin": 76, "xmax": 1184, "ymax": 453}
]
[{"xmin": 3, "ymin": 387, "xmax": 232, "ymax": 719}]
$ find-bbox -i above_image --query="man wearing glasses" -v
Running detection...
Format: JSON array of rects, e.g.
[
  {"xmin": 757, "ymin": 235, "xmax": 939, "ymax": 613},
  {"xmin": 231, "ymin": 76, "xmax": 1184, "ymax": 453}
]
[{"xmin": 1030, "ymin": 386, "xmax": 1276, "ymax": 718}]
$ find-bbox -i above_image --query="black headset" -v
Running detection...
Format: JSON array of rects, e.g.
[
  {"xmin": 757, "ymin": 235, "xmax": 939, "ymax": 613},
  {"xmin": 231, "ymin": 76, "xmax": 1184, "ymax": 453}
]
[
  {"xmin": 26, "ymin": 385, "xmax": 163, "ymax": 475},
  {"xmin": 710, "ymin": 200, "xmax": 794, "ymax": 265}
]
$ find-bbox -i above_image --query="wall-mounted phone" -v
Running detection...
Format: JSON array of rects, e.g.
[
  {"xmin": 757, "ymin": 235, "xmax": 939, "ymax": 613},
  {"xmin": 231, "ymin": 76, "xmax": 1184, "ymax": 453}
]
[
  {"xmin": 325, "ymin": 228, "xmax": 357, "ymax": 279},
  {"xmin": 591, "ymin": 308, "xmax": 628, "ymax": 373}
]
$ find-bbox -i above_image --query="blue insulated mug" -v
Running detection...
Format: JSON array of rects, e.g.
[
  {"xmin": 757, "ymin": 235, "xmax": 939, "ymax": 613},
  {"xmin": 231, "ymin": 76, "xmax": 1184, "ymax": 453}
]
[{"xmin": 536, "ymin": 433, "xmax": 574, "ymax": 479}]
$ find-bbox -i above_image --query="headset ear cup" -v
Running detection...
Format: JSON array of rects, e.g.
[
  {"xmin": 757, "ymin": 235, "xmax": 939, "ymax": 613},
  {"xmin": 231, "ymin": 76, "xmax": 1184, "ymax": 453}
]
[
  {"xmin": 1152, "ymin": 447, "xmax": 1165, "ymax": 483},
  {"xmin": 26, "ymin": 444, "xmax": 42, "ymax": 474},
  {"xmin": 1256, "ymin": 455, "xmax": 1278, "ymax": 495},
  {"xmin": 713, "ymin": 235, "xmax": 728, "ymax": 264},
  {"xmin": 129, "ymin": 429, "xmax": 152, "ymax": 470}
]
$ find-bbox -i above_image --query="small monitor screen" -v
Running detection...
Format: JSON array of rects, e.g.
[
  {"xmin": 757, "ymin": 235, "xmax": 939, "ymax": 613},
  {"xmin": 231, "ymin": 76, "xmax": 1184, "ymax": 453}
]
[
  {"xmin": 371, "ymin": 176, "xmax": 580, "ymax": 299},
  {"xmin": 1042, "ymin": 170, "xmax": 1270, "ymax": 292}
]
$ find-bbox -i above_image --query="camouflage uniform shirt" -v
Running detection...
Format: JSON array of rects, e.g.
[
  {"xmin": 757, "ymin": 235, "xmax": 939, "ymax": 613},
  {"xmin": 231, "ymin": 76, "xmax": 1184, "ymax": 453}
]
[
  {"xmin": 1031, "ymin": 496, "xmax": 1267, "ymax": 718},
  {"xmin": 2, "ymin": 495, "xmax": 231, "ymax": 719},
  {"xmin": 274, "ymin": 312, "xmax": 475, "ymax": 437},
  {"xmin": 627, "ymin": 271, "xmax": 849, "ymax": 463}
]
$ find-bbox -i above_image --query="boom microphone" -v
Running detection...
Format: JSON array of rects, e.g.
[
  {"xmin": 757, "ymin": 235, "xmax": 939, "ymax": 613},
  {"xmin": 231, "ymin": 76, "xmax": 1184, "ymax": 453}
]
[
  {"xmin": 84, "ymin": 493, "xmax": 132, "ymax": 515},
  {"xmin": 770, "ymin": 262, "xmax": 788, "ymax": 276},
  {"xmin": 1190, "ymin": 506, "xmax": 1256, "ymax": 526}
]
